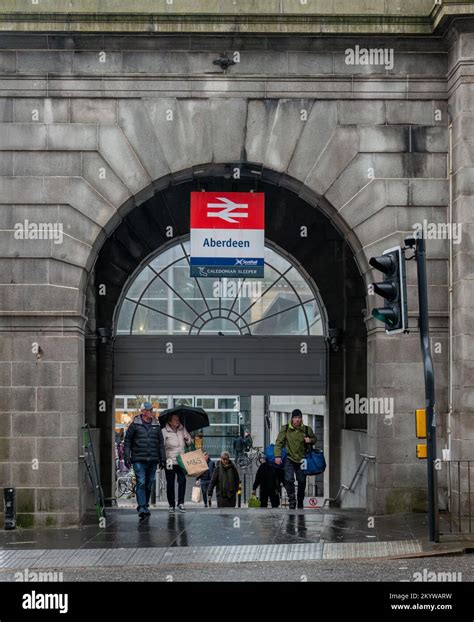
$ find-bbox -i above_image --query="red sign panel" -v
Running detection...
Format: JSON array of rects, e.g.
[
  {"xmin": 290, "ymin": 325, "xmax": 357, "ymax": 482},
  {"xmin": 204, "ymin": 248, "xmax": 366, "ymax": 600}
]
[{"xmin": 190, "ymin": 191, "xmax": 265, "ymax": 230}]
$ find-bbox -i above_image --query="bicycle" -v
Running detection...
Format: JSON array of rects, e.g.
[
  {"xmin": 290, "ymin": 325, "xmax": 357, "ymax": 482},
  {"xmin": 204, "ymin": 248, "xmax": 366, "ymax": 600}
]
[{"xmin": 236, "ymin": 446, "xmax": 265, "ymax": 468}]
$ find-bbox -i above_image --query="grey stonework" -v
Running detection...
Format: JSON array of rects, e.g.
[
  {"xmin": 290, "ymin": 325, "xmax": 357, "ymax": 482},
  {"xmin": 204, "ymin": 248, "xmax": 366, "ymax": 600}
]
[{"xmin": 0, "ymin": 11, "xmax": 472, "ymax": 527}]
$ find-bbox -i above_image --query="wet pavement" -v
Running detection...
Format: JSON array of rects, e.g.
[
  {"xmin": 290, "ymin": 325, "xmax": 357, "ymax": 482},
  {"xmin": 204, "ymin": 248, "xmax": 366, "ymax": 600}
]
[{"xmin": 0, "ymin": 507, "xmax": 430, "ymax": 551}]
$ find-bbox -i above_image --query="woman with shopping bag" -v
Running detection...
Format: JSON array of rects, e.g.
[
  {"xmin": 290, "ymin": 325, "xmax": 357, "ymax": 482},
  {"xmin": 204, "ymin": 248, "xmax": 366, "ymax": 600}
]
[
  {"xmin": 162, "ymin": 413, "xmax": 193, "ymax": 513},
  {"xmin": 207, "ymin": 451, "xmax": 240, "ymax": 508}
]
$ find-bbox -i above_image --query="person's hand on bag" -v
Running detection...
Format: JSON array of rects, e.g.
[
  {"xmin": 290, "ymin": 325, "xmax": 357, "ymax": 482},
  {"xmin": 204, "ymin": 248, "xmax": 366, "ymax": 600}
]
[{"xmin": 251, "ymin": 490, "xmax": 256, "ymax": 496}]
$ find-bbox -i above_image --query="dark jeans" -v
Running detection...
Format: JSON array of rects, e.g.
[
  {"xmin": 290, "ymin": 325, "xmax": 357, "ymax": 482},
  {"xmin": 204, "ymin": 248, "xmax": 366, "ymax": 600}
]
[
  {"xmin": 284, "ymin": 459, "xmax": 306, "ymax": 507},
  {"xmin": 133, "ymin": 461, "xmax": 158, "ymax": 515},
  {"xmin": 259, "ymin": 490, "xmax": 280, "ymax": 508},
  {"xmin": 200, "ymin": 480, "xmax": 211, "ymax": 506},
  {"xmin": 165, "ymin": 464, "xmax": 186, "ymax": 507}
]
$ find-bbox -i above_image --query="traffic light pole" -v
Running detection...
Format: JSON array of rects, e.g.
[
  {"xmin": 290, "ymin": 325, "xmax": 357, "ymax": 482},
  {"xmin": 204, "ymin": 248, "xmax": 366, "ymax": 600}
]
[{"xmin": 415, "ymin": 234, "xmax": 439, "ymax": 542}]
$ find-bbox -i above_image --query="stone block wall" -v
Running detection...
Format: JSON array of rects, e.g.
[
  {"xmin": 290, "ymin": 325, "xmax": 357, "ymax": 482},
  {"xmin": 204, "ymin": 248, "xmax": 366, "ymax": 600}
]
[{"xmin": 0, "ymin": 29, "xmax": 456, "ymax": 522}]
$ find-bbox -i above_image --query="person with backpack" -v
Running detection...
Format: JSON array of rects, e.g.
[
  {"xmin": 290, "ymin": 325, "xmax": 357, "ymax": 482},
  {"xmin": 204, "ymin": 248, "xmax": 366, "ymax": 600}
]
[{"xmin": 274, "ymin": 409, "xmax": 316, "ymax": 510}]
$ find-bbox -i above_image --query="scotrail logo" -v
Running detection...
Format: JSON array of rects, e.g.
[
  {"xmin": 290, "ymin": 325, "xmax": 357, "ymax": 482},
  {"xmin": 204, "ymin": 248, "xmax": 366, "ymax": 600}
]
[{"xmin": 235, "ymin": 259, "xmax": 258, "ymax": 266}]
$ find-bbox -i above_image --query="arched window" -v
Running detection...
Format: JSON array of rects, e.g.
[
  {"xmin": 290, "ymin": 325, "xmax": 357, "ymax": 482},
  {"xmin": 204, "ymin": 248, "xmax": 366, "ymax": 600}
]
[{"xmin": 115, "ymin": 240, "xmax": 324, "ymax": 336}]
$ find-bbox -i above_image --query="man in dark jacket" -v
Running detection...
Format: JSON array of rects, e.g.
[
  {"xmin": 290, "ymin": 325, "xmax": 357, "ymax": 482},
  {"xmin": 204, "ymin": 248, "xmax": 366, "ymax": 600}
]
[
  {"xmin": 124, "ymin": 402, "xmax": 166, "ymax": 522},
  {"xmin": 252, "ymin": 458, "xmax": 284, "ymax": 508},
  {"xmin": 232, "ymin": 434, "xmax": 245, "ymax": 460},
  {"xmin": 274, "ymin": 409, "xmax": 316, "ymax": 510}
]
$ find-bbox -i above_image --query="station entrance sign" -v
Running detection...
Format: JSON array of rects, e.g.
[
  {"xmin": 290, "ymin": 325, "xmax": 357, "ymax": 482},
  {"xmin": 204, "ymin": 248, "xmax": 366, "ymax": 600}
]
[{"xmin": 190, "ymin": 191, "xmax": 265, "ymax": 278}]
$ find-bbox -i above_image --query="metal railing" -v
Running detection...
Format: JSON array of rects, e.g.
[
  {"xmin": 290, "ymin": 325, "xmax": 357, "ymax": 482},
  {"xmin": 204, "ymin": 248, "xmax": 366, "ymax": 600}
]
[
  {"xmin": 439, "ymin": 460, "xmax": 474, "ymax": 535},
  {"xmin": 322, "ymin": 453, "xmax": 374, "ymax": 508}
]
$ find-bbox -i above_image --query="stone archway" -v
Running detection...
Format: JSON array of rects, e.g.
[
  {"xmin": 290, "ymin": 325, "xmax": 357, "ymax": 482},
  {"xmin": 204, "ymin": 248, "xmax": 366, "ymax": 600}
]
[{"xmin": 84, "ymin": 167, "xmax": 368, "ymax": 513}]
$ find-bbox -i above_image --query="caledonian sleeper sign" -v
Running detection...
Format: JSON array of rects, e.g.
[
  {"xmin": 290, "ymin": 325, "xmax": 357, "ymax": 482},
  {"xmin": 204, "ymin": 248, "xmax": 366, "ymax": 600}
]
[{"xmin": 190, "ymin": 191, "xmax": 265, "ymax": 278}]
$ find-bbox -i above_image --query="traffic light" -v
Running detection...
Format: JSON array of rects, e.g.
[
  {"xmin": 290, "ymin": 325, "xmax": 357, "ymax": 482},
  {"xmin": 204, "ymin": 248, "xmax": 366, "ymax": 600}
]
[{"xmin": 369, "ymin": 245, "xmax": 408, "ymax": 334}]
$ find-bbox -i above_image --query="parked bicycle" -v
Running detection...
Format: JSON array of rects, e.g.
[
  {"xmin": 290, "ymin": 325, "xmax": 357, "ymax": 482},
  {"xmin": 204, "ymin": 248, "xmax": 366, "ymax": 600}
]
[{"xmin": 236, "ymin": 446, "xmax": 265, "ymax": 468}]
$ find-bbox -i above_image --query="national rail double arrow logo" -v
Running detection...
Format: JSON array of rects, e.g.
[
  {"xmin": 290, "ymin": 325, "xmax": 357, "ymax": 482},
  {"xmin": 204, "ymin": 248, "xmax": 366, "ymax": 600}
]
[{"xmin": 206, "ymin": 196, "xmax": 249, "ymax": 223}]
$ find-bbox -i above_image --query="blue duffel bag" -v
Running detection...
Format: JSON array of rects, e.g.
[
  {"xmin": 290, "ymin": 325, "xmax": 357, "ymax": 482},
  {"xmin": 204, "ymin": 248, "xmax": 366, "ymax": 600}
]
[
  {"xmin": 302, "ymin": 449, "xmax": 326, "ymax": 475},
  {"xmin": 265, "ymin": 444, "xmax": 287, "ymax": 467}
]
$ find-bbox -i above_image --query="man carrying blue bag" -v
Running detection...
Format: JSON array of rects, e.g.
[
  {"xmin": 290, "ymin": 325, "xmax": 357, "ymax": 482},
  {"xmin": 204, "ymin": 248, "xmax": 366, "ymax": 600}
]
[{"xmin": 274, "ymin": 409, "xmax": 316, "ymax": 510}]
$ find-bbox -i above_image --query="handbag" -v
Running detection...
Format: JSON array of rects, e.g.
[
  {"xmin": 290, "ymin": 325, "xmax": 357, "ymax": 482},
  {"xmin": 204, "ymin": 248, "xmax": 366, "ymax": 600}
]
[
  {"xmin": 177, "ymin": 448, "xmax": 208, "ymax": 478},
  {"xmin": 302, "ymin": 449, "xmax": 326, "ymax": 475},
  {"xmin": 264, "ymin": 443, "xmax": 287, "ymax": 467},
  {"xmin": 191, "ymin": 484, "xmax": 202, "ymax": 503},
  {"xmin": 248, "ymin": 495, "xmax": 261, "ymax": 508}
]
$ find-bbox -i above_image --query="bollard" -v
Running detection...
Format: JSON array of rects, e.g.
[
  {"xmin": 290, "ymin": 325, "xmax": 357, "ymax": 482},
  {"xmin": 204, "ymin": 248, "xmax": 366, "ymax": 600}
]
[
  {"xmin": 4, "ymin": 487, "xmax": 16, "ymax": 530},
  {"xmin": 243, "ymin": 474, "xmax": 247, "ymax": 504},
  {"xmin": 237, "ymin": 482, "xmax": 242, "ymax": 508}
]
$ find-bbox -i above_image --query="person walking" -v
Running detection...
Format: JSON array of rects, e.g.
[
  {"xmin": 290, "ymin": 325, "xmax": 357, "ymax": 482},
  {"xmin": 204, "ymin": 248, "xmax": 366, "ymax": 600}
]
[
  {"xmin": 162, "ymin": 413, "xmax": 193, "ymax": 513},
  {"xmin": 232, "ymin": 433, "xmax": 244, "ymax": 460},
  {"xmin": 197, "ymin": 451, "xmax": 215, "ymax": 507},
  {"xmin": 208, "ymin": 451, "xmax": 240, "ymax": 508},
  {"xmin": 251, "ymin": 457, "xmax": 285, "ymax": 508},
  {"xmin": 243, "ymin": 430, "xmax": 253, "ymax": 451},
  {"xmin": 124, "ymin": 402, "xmax": 166, "ymax": 523},
  {"xmin": 274, "ymin": 409, "xmax": 316, "ymax": 510}
]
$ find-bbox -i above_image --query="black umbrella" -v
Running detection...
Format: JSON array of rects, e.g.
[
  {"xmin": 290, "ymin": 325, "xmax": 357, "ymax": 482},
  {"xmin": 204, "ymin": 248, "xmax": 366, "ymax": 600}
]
[{"xmin": 159, "ymin": 404, "xmax": 210, "ymax": 433}]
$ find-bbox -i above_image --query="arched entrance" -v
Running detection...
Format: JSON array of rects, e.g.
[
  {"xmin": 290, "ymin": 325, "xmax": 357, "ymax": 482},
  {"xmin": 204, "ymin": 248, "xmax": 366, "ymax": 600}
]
[{"xmin": 85, "ymin": 167, "xmax": 368, "ymax": 511}]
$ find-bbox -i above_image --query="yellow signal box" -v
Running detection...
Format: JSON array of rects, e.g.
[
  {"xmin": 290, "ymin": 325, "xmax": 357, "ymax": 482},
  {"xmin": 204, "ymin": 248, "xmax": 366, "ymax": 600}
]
[
  {"xmin": 416, "ymin": 408, "xmax": 427, "ymax": 439},
  {"xmin": 417, "ymin": 444, "xmax": 427, "ymax": 459}
]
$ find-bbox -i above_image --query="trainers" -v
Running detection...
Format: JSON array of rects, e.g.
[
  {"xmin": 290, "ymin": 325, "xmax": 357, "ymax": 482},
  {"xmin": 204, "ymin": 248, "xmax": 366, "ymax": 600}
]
[
  {"xmin": 289, "ymin": 503, "xmax": 296, "ymax": 510},
  {"xmin": 168, "ymin": 506, "xmax": 175, "ymax": 513},
  {"xmin": 177, "ymin": 504, "xmax": 186, "ymax": 513},
  {"xmin": 139, "ymin": 512, "xmax": 147, "ymax": 522}
]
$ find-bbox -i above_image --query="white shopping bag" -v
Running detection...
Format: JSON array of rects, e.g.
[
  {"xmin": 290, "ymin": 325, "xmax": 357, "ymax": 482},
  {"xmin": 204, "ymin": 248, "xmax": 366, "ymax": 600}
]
[{"xmin": 191, "ymin": 484, "xmax": 202, "ymax": 503}]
